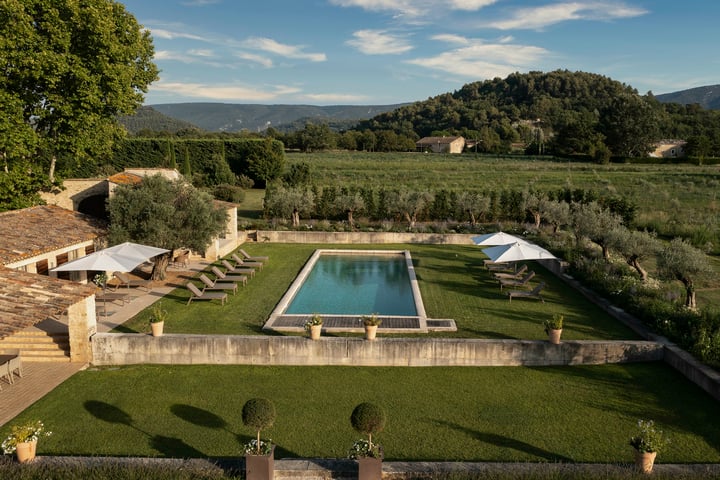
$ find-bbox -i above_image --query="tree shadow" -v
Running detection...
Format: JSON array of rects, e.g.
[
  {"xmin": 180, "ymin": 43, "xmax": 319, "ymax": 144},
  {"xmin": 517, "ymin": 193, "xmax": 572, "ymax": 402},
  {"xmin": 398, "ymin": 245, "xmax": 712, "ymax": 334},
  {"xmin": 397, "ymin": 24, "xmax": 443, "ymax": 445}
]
[
  {"xmin": 149, "ymin": 435, "xmax": 205, "ymax": 458},
  {"xmin": 171, "ymin": 404, "xmax": 227, "ymax": 429},
  {"xmin": 435, "ymin": 419, "xmax": 573, "ymax": 462},
  {"xmin": 84, "ymin": 400, "xmax": 148, "ymax": 435}
]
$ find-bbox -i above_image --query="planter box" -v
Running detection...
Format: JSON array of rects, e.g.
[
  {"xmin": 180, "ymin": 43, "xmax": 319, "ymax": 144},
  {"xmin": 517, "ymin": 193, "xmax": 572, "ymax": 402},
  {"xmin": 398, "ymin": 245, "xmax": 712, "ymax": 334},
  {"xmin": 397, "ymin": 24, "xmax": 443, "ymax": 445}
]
[
  {"xmin": 245, "ymin": 447, "xmax": 274, "ymax": 480},
  {"xmin": 357, "ymin": 456, "xmax": 382, "ymax": 480}
]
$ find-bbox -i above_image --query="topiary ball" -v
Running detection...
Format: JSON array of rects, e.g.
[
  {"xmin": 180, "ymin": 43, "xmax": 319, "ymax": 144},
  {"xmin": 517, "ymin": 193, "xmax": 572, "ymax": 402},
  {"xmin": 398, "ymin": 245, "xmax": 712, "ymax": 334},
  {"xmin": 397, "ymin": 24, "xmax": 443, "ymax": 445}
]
[
  {"xmin": 350, "ymin": 402, "xmax": 386, "ymax": 436},
  {"xmin": 242, "ymin": 398, "xmax": 276, "ymax": 431}
]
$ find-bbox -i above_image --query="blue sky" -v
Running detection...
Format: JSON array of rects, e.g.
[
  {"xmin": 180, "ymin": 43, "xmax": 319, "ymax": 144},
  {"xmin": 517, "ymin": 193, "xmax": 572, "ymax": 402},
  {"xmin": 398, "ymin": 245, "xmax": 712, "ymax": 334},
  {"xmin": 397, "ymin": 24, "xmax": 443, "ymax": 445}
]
[{"xmin": 121, "ymin": 0, "xmax": 720, "ymax": 106}]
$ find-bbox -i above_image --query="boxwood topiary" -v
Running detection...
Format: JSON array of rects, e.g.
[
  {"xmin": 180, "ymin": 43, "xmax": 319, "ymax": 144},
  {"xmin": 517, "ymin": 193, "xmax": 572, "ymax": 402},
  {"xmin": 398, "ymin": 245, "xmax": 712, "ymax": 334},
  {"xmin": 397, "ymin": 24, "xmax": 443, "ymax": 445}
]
[
  {"xmin": 350, "ymin": 402, "xmax": 386, "ymax": 446},
  {"xmin": 242, "ymin": 398, "xmax": 276, "ymax": 454}
]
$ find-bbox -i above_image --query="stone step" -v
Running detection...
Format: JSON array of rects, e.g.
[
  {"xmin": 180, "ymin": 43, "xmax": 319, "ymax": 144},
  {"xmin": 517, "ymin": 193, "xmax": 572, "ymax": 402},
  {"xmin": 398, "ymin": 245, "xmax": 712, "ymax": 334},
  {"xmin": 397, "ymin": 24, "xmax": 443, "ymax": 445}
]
[
  {"xmin": 0, "ymin": 330, "xmax": 71, "ymax": 363},
  {"xmin": 20, "ymin": 351, "xmax": 71, "ymax": 362}
]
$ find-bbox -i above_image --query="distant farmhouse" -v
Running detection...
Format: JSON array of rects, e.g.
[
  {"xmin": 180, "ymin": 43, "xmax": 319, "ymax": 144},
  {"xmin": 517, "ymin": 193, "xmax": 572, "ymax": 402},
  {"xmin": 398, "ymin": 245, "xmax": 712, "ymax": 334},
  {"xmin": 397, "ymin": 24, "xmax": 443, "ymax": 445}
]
[
  {"xmin": 416, "ymin": 136, "xmax": 466, "ymax": 154},
  {"xmin": 650, "ymin": 140, "xmax": 687, "ymax": 158}
]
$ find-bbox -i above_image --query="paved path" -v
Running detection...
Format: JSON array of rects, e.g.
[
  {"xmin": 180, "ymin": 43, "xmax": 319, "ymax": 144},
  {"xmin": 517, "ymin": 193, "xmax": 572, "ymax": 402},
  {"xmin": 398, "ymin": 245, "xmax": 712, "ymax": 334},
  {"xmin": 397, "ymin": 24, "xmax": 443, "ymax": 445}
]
[{"xmin": 0, "ymin": 260, "xmax": 209, "ymax": 427}]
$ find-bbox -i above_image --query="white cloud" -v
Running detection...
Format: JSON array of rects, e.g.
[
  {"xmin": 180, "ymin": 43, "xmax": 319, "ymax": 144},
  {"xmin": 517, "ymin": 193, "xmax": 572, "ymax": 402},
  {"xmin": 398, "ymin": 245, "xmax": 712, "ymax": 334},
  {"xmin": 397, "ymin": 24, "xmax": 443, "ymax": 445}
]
[
  {"xmin": 242, "ymin": 37, "xmax": 327, "ymax": 62},
  {"xmin": 151, "ymin": 81, "xmax": 301, "ymax": 102},
  {"xmin": 302, "ymin": 93, "xmax": 370, "ymax": 103},
  {"xmin": 346, "ymin": 30, "xmax": 413, "ymax": 55},
  {"xmin": 329, "ymin": 0, "xmax": 497, "ymax": 18},
  {"xmin": 180, "ymin": 0, "xmax": 220, "ymax": 6},
  {"xmin": 406, "ymin": 37, "xmax": 550, "ymax": 79},
  {"xmin": 430, "ymin": 34, "xmax": 470, "ymax": 45},
  {"xmin": 487, "ymin": 2, "xmax": 648, "ymax": 30},
  {"xmin": 187, "ymin": 49, "xmax": 215, "ymax": 58},
  {"xmin": 148, "ymin": 28, "xmax": 209, "ymax": 42},
  {"xmin": 235, "ymin": 52, "xmax": 274, "ymax": 68}
]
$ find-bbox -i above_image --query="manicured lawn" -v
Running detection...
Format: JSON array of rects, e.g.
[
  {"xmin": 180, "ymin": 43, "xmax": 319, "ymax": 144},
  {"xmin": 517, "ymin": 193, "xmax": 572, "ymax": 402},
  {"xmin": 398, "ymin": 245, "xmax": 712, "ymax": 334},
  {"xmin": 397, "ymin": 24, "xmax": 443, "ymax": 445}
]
[
  {"xmin": 114, "ymin": 243, "xmax": 637, "ymax": 340},
  {"xmin": 4, "ymin": 363, "xmax": 719, "ymax": 463}
]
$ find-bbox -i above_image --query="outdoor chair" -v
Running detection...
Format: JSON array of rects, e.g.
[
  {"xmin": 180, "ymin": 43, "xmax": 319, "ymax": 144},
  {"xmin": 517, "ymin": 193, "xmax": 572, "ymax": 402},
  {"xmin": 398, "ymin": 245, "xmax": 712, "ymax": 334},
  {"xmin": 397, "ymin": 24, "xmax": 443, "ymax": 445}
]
[
  {"xmin": 499, "ymin": 271, "xmax": 535, "ymax": 290},
  {"xmin": 508, "ymin": 282, "xmax": 546, "ymax": 302},
  {"xmin": 185, "ymin": 282, "xmax": 227, "ymax": 305},
  {"xmin": 199, "ymin": 274, "xmax": 238, "ymax": 295},
  {"xmin": 171, "ymin": 249, "xmax": 189, "ymax": 268},
  {"xmin": 112, "ymin": 271, "xmax": 153, "ymax": 292},
  {"xmin": 493, "ymin": 264, "xmax": 528, "ymax": 280},
  {"xmin": 210, "ymin": 266, "xmax": 249, "ymax": 285},
  {"xmin": 238, "ymin": 248, "xmax": 269, "ymax": 263},
  {"xmin": 230, "ymin": 254, "xmax": 264, "ymax": 270},
  {"xmin": 0, "ymin": 350, "xmax": 21, "ymax": 389},
  {"xmin": 223, "ymin": 258, "xmax": 262, "ymax": 274}
]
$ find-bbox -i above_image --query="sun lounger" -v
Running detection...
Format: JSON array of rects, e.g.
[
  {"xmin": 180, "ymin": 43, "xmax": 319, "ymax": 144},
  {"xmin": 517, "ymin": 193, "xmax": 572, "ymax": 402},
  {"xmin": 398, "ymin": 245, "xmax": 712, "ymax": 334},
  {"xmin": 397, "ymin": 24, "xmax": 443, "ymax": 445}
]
[
  {"xmin": 508, "ymin": 282, "xmax": 545, "ymax": 302},
  {"xmin": 112, "ymin": 271, "xmax": 153, "ymax": 291},
  {"xmin": 499, "ymin": 271, "xmax": 535, "ymax": 290},
  {"xmin": 493, "ymin": 264, "xmax": 528, "ymax": 280},
  {"xmin": 231, "ymin": 254, "xmax": 264, "ymax": 270},
  {"xmin": 238, "ymin": 248, "xmax": 269, "ymax": 263},
  {"xmin": 186, "ymin": 282, "xmax": 227, "ymax": 305},
  {"xmin": 199, "ymin": 274, "xmax": 238, "ymax": 295},
  {"xmin": 0, "ymin": 350, "xmax": 21, "ymax": 389},
  {"xmin": 210, "ymin": 266, "xmax": 248, "ymax": 285},
  {"xmin": 486, "ymin": 261, "xmax": 513, "ymax": 272},
  {"xmin": 224, "ymin": 258, "xmax": 262, "ymax": 273}
]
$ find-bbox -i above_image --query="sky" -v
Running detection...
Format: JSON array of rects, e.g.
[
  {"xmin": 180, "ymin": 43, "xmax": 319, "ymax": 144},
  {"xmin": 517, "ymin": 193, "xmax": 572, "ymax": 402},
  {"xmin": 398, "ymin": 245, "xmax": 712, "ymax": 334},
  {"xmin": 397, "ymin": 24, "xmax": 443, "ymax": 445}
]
[{"xmin": 120, "ymin": 0, "xmax": 720, "ymax": 106}]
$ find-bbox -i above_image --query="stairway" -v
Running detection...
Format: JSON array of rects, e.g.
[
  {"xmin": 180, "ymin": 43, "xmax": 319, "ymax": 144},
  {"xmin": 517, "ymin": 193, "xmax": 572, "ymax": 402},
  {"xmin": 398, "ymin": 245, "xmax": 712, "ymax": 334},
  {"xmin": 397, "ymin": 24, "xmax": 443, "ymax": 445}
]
[{"xmin": 0, "ymin": 330, "xmax": 71, "ymax": 362}]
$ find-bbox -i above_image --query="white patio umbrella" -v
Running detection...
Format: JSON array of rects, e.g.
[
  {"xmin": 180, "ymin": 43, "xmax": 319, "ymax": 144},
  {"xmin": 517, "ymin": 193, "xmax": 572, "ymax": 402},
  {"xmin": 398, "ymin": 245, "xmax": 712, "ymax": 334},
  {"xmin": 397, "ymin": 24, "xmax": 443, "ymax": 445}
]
[
  {"xmin": 102, "ymin": 242, "xmax": 170, "ymax": 263},
  {"xmin": 471, "ymin": 232, "xmax": 530, "ymax": 246},
  {"xmin": 51, "ymin": 242, "xmax": 169, "ymax": 273},
  {"xmin": 482, "ymin": 242, "xmax": 556, "ymax": 263}
]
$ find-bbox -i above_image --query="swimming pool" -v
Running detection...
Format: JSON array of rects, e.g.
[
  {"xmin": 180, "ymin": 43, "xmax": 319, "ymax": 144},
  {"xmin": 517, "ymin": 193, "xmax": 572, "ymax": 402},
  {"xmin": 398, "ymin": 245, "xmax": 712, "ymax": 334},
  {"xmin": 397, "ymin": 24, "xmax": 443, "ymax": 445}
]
[{"xmin": 266, "ymin": 249, "xmax": 433, "ymax": 333}]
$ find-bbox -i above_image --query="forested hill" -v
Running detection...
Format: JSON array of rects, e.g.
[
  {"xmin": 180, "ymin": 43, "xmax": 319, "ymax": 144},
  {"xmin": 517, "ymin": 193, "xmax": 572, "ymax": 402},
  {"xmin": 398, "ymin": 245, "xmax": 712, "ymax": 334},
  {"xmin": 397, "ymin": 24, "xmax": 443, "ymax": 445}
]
[
  {"xmin": 656, "ymin": 85, "xmax": 720, "ymax": 110},
  {"xmin": 118, "ymin": 106, "xmax": 200, "ymax": 134},
  {"xmin": 355, "ymin": 70, "xmax": 720, "ymax": 158},
  {"xmin": 148, "ymin": 103, "xmax": 407, "ymax": 133}
]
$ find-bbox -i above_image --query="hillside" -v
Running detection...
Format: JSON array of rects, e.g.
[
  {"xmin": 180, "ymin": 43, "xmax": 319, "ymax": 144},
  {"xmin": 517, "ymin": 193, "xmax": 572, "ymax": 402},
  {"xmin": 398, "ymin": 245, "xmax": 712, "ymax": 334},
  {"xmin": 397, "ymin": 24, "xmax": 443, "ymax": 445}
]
[
  {"xmin": 148, "ymin": 103, "xmax": 407, "ymax": 132},
  {"xmin": 656, "ymin": 85, "xmax": 720, "ymax": 109},
  {"xmin": 118, "ymin": 106, "xmax": 200, "ymax": 134}
]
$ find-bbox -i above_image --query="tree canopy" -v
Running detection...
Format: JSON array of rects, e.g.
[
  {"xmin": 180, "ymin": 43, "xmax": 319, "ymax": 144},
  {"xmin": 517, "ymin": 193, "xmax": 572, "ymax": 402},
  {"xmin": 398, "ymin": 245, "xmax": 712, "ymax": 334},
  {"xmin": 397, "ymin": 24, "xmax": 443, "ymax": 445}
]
[{"xmin": 0, "ymin": 0, "xmax": 158, "ymax": 180}]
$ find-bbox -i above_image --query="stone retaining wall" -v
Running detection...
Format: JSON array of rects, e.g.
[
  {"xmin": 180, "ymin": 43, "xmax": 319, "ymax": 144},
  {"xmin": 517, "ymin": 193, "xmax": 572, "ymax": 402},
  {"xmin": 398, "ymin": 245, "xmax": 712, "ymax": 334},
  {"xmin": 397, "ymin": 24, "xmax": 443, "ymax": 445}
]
[{"xmin": 91, "ymin": 335, "xmax": 663, "ymax": 367}]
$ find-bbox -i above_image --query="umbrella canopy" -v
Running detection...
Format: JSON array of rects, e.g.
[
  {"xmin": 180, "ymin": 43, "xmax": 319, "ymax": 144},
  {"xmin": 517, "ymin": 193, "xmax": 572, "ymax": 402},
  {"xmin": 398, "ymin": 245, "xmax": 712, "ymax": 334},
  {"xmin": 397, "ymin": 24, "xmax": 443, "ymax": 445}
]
[
  {"xmin": 482, "ymin": 242, "xmax": 556, "ymax": 263},
  {"xmin": 51, "ymin": 242, "xmax": 169, "ymax": 273},
  {"xmin": 471, "ymin": 232, "xmax": 530, "ymax": 246}
]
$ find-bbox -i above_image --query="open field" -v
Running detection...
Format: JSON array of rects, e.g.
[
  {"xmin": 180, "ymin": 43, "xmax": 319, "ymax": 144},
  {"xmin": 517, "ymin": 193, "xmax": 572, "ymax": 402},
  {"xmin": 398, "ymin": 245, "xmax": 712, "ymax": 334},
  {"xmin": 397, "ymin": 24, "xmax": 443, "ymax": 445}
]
[{"xmin": 115, "ymin": 244, "xmax": 636, "ymax": 340}]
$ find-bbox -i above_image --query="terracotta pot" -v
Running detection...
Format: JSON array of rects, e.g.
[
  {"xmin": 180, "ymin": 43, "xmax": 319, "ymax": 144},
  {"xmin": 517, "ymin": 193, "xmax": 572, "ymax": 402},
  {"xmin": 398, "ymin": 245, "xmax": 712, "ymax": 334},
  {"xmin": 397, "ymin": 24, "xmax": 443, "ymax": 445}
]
[
  {"xmin": 547, "ymin": 328, "xmax": 562, "ymax": 345},
  {"xmin": 365, "ymin": 325, "xmax": 378, "ymax": 341},
  {"xmin": 245, "ymin": 446, "xmax": 275, "ymax": 480},
  {"xmin": 635, "ymin": 450, "xmax": 657, "ymax": 474},
  {"xmin": 309, "ymin": 324, "xmax": 322, "ymax": 340},
  {"xmin": 357, "ymin": 456, "xmax": 383, "ymax": 480},
  {"xmin": 151, "ymin": 321, "xmax": 164, "ymax": 337},
  {"xmin": 15, "ymin": 440, "xmax": 36, "ymax": 463}
]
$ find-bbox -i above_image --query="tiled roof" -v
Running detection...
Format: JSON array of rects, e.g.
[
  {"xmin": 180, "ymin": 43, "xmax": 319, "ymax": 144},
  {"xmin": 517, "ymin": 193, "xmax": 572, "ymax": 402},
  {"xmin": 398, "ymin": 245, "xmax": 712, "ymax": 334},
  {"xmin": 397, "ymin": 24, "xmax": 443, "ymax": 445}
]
[
  {"xmin": 0, "ymin": 267, "xmax": 96, "ymax": 339},
  {"xmin": 0, "ymin": 205, "xmax": 107, "ymax": 265},
  {"xmin": 416, "ymin": 136, "xmax": 464, "ymax": 145},
  {"xmin": 107, "ymin": 172, "xmax": 143, "ymax": 185}
]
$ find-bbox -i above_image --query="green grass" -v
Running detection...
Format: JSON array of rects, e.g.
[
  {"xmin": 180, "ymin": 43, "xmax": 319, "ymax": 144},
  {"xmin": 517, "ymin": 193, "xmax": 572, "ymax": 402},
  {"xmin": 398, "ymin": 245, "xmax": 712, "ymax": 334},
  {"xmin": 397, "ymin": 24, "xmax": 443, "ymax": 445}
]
[
  {"xmin": 114, "ymin": 244, "xmax": 636, "ymax": 340},
  {"xmin": 3, "ymin": 363, "xmax": 719, "ymax": 463}
]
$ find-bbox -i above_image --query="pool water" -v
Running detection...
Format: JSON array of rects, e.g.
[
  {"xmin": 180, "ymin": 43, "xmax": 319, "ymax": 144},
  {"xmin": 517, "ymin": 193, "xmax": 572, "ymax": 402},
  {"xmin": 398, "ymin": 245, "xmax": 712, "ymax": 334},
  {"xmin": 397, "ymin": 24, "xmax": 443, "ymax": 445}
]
[{"xmin": 284, "ymin": 254, "xmax": 417, "ymax": 316}]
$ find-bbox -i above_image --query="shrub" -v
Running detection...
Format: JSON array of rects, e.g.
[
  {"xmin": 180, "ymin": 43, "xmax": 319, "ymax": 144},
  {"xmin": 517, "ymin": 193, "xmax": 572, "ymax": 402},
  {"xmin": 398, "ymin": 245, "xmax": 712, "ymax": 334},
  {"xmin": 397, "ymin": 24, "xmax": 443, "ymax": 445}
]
[
  {"xmin": 242, "ymin": 398, "xmax": 276, "ymax": 454},
  {"xmin": 350, "ymin": 402, "xmax": 386, "ymax": 443},
  {"xmin": 213, "ymin": 183, "xmax": 245, "ymax": 203}
]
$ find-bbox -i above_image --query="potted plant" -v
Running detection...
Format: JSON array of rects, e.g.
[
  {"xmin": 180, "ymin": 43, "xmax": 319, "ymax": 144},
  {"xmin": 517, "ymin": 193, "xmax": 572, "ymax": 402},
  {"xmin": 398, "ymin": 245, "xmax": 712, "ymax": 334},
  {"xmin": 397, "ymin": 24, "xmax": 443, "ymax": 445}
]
[
  {"xmin": 1, "ymin": 420, "xmax": 52, "ymax": 463},
  {"xmin": 361, "ymin": 314, "xmax": 382, "ymax": 341},
  {"xmin": 349, "ymin": 402, "xmax": 386, "ymax": 480},
  {"xmin": 630, "ymin": 419, "xmax": 670, "ymax": 474},
  {"xmin": 242, "ymin": 398, "xmax": 277, "ymax": 480},
  {"xmin": 92, "ymin": 272, "xmax": 108, "ymax": 291},
  {"xmin": 150, "ymin": 302, "xmax": 168, "ymax": 337},
  {"xmin": 304, "ymin": 314, "xmax": 323, "ymax": 340},
  {"xmin": 543, "ymin": 313, "xmax": 563, "ymax": 344}
]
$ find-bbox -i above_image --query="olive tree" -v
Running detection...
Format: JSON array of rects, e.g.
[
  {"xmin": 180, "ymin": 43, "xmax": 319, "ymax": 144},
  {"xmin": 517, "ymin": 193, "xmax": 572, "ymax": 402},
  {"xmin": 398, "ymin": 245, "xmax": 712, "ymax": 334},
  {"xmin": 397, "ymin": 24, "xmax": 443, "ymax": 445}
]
[
  {"xmin": 385, "ymin": 190, "xmax": 433, "ymax": 229},
  {"xmin": 455, "ymin": 191, "xmax": 489, "ymax": 225},
  {"xmin": 107, "ymin": 175, "xmax": 228, "ymax": 280},
  {"xmin": 606, "ymin": 228, "xmax": 661, "ymax": 282},
  {"xmin": 263, "ymin": 185, "xmax": 314, "ymax": 227},
  {"xmin": 656, "ymin": 238, "xmax": 712, "ymax": 309},
  {"xmin": 572, "ymin": 202, "xmax": 623, "ymax": 260}
]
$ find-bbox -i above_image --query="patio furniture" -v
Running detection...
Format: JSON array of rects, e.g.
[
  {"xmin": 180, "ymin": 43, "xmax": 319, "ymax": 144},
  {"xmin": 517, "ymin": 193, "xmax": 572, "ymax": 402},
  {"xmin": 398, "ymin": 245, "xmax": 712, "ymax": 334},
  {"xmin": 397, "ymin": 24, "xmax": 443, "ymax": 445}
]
[
  {"xmin": 230, "ymin": 254, "xmax": 264, "ymax": 270},
  {"xmin": 238, "ymin": 248, "xmax": 269, "ymax": 263},
  {"xmin": 493, "ymin": 264, "xmax": 528, "ymax": 280},
  {"xmin": 112, "ymin": 271, "xmax": 153, "ymax": 292},
  {"xmin": 223, "ymin": 258, "xmax": 262, "ymax": 274},
  {"xmin": 211, "ymin": 266, "xmax": 249, "ymax": 284},
  {"xmin": 199, "ymin": 274, "xmax": 238, "ymax": 295},
  {"xmin": 508, "ymin": 282, "xmax": 546, "ymax": 302},
  {"xmin": 0, "ymin": 350, "xmax": 21, "ymax": 389},
  {"xmin": 499, "ymin": 271, "xmax": 535, "ymax": 290},
  {"xmin": 96, "ymin": 291, "xmax": 131, "ymax": 305},
  {"xmin": 186, "ymin": 282, "xmax": 228, "ymax": 305},
  {"xmin": 171, "ymin": 250, "xmax": 189, "ymax": 268}
]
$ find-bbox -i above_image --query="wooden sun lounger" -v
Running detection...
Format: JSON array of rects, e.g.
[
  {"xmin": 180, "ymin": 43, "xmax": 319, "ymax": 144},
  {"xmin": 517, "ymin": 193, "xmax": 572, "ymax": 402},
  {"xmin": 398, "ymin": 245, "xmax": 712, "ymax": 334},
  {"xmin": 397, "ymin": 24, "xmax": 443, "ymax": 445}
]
[
  {"xmin": 112, "ymin": 271, "xmax": 153, "ymax": 292},
  {"xmin": 186, "ymin": 282, "xmax": 227, "ymax": 305},
  {"xmin": 224, "ymin": 258, "xmax": 262, "ymax": 273},
  {"xmin": 499, "ymin": 271, "xmax": 535, "ymax": 290},
  {"xmin": 211, "ymin": 266, "xmax": 249, "ymax": 284},
  {"xmin": 493, "ymin": 264, "xmax": 528, "ymax": 280},
  {"xmin": 199, "ymin": 274, "xmax": 238, "ymax": 295},
  {"xmin": 238, "ymin": 248, "xmax": 269, "ymax": 263},
  {"xmin": 508, "ymin": 282, "xmax": 546, "ymax": 302}
]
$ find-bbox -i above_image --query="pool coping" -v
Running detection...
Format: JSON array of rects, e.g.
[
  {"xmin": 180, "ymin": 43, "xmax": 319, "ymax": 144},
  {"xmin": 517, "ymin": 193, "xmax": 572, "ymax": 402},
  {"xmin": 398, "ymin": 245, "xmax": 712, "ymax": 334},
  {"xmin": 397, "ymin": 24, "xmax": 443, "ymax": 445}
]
[{"xmin": 264, "ymin": 249, "xmax": 455, "ymax": 334}]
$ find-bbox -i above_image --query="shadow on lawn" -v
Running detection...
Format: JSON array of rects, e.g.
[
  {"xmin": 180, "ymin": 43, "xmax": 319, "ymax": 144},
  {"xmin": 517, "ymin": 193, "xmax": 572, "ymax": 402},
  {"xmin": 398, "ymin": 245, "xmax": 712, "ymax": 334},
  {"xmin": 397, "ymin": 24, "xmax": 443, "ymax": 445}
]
[
  {"xmin": 436, "ymin": 420, "xmax": 573, "ymax": 462},
  {"xmin": 172, "ymin": 404, "xmax": 227, "ymax": 429}
]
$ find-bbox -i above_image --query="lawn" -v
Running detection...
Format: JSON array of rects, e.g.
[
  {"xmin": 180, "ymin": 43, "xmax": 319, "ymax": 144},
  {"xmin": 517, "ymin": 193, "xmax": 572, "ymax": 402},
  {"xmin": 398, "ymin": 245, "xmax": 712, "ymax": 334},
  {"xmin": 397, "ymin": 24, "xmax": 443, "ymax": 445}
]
[
  {"xmin": 3, "ymin": 363, "xmax": 719, "ymax": 463},
  {"xmin": 114, "ymin": 243, "xmax": 637, "ymax": 341}
]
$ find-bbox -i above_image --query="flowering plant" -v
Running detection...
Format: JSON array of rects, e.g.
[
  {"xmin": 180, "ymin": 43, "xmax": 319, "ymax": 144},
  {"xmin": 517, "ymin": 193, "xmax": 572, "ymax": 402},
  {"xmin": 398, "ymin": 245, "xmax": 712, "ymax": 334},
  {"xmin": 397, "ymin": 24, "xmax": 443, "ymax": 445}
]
[
  {"xmin": 92, "ymin": 273, "xmax": 108, "ymax": 289},
  {"xmin": 348, "ymin": 438, "xmax": 383, "ymax": 459},
  {"xmin": 361, "ymin": 313, "xmax": 382, "ymax": 326},
  {"xmin": 1, "ymin": 420, "xmax": 52, "ymax": 454},
  {"xmin": 630, "ymin": 419, "xmax": 670, "ymax": 453},
  {"xmin": 244, "ymin": 438, "xmax": 273, "ymax": 456},
  {"xmin": 304, "ymin": 314, "xmax": 323, "ymax": 332}
]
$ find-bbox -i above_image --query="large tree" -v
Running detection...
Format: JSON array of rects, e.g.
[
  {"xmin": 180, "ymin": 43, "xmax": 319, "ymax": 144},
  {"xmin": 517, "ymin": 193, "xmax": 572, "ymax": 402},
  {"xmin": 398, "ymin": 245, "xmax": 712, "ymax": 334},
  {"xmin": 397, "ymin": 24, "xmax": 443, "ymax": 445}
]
[
  {"xmin": 656, "ymin": 238, "xmax": 712, "ymax": 310},
  {"xmin": 107, "ymin": 175, "xmax": 228, "ymax": 280},
  {"xmin": 0, "ymin": 0, "xmax": 158, "ymax": 181}
]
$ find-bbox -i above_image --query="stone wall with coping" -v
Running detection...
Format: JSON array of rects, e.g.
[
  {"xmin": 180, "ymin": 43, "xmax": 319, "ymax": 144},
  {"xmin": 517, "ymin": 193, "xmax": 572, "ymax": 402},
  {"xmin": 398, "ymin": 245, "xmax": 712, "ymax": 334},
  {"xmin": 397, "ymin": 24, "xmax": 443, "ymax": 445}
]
[{"xmin": 91, "ymin": 335, "xmax": 663, "ymax": 367}]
